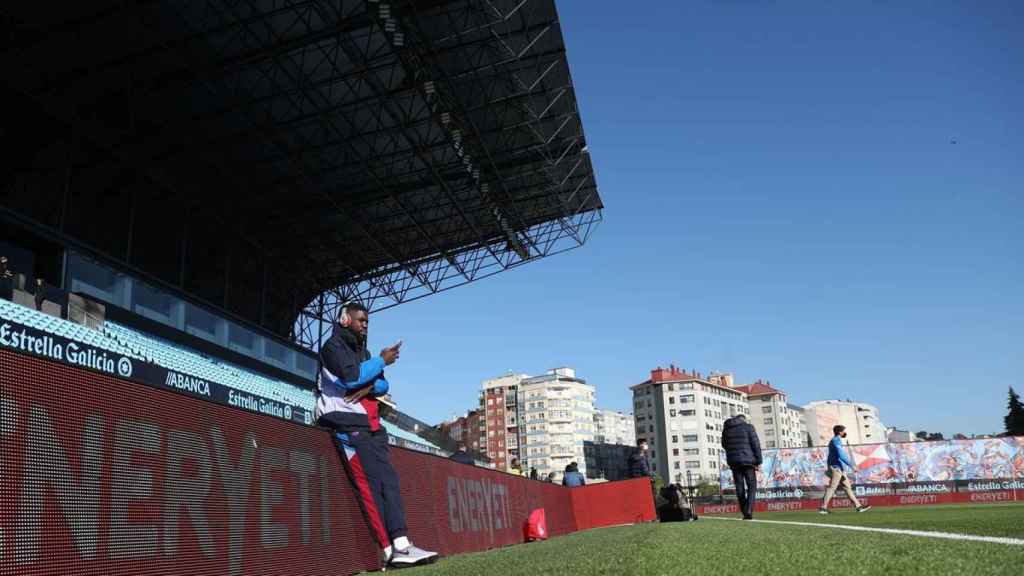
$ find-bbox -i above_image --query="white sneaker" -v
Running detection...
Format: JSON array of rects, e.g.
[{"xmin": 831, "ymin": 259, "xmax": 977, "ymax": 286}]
[{"xmin": 388, "ymin": 544, "xmax": 439, "ymax": 567}]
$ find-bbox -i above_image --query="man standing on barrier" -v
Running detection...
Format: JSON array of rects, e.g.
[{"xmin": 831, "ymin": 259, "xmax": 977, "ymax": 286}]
[{"xmin": 317, "ymin": 301, "xmax": 439, "ymax": 568}]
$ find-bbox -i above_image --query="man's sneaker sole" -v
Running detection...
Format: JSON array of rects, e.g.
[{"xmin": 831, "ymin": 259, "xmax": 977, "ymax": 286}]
[
  {"xmin": 388, "ymin": 551, "xmax": 439, "ymax": 568},
  {"xmin": 857, "ymin": 506, "xmax": 872, "ymax": 513},
  {"xmin": 818, "ymin": 509, "xmax": 830, "ymax": 515},
  {"xmin": 388, "ymin": 557, "xmax": 439, "ymax": 569}
]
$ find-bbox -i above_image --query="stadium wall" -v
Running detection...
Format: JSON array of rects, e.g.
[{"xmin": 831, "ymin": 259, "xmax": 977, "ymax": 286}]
[
  {"xmin": 718, "ymin": 437, "xmax": 1024, "ymax": 490},
  {"xmin": 697, "ymin": 489, "xmax": 1022, "ymax": 516},
  {"xmin": 0, "ymin": 348, "xmax": 654, "ymax": 576}
]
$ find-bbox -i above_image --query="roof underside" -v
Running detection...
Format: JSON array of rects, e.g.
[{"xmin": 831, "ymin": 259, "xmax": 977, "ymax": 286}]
[{"xmin": 0, "ymin": 0, "xmax": 601, "ymax": 345}]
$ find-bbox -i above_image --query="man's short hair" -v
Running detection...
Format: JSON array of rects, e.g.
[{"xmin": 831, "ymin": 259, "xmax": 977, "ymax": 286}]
[
  {"xmin": 833, "ymin": 425, "xmax": 846, "ymax": 435},
  {"xmin": 735, "ymin": 413, "xmax": 747, "ymax": 420},
  {"xmin": 637, "ymin": 438, "xmax": 648, "ymax": 446}
]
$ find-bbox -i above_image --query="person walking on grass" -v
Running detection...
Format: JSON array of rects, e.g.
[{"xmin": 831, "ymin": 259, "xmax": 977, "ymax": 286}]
[
  {"xmin": 820, "ymin": 425, "xmax": 871, "ymax": 514},
  {"xmin": 722, "ymin": 413, "xmax": 762, "ymax": 520}
]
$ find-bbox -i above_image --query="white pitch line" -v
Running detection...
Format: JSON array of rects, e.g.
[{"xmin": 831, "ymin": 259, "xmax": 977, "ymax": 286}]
[{"xmin": 704, "ymin": 516, "xmax": 1024, "ymax": 547}]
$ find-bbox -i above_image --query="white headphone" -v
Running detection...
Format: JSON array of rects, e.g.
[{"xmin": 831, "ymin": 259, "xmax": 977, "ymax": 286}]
[{"xmin": 339, "ymin": 300, "xmax": 354, "ymax": 327}]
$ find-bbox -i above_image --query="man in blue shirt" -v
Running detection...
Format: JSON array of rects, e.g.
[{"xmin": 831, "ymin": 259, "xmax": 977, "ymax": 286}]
[{"xmin": 820, "ymin": 425, "xmax": 872, "ymax": 514}]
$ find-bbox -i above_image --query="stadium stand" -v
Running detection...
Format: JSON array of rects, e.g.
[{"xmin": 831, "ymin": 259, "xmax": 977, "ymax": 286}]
[
  {"xmin": 101, "ymin": 321, "xmax": 314, "ymax": 410},
  {"xmin": 381, "ymin": 421, "xmax": 446, "ymax": 456},
  {"xmin": 0, "ymin": 296, "xmax": 311, "ymax": 407},
  {"xmin": 0, "ymin": 1, "xmax": 609, "ymax": 573},
  {"xmin": 0, "ymin": 297, "xmax": 141, "ymax": 361},
  {"xmin": 1, "ymin": 293, "xmax": 450, "ymax": 455}
]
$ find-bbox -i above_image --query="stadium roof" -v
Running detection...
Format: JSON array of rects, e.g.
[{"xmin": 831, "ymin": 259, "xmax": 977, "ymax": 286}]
[{"xmin": 0, "ymin": 0, "xmax": 602, "ymax": 346}]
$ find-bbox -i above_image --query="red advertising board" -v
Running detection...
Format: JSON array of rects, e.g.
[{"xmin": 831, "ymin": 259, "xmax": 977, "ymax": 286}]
[{"xmin": 0, "ymin": 348, "xmax": 653, "ymax": 576}]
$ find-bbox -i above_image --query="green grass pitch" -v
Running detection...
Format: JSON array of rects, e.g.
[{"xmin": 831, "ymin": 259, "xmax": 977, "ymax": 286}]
[{"xmin": 403, "ymin": 503, "xmax": 1024, "ymax": 576}]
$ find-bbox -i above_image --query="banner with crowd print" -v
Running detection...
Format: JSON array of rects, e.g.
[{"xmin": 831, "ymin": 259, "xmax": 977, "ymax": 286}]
[{"xmin": 719, "ymin": 437, "xmax": 1024, "ymax": 494}]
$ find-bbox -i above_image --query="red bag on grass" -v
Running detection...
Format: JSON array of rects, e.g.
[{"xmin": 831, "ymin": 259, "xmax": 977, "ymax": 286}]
[{"xmin": 524, "ymin": 508, "xmax": 548, "ymax": 541}]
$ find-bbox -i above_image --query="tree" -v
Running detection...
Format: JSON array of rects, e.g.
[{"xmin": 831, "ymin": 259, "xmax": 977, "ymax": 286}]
[
  {"xmin": 915, "ymin": 431, "xmax": 929, "ymax": 440},
  {"xmin": 927, "ymin": 432, "xmax": 945, "ymax": 441},
  {"xmin": 952, "ymin": 433, "xmax": 968, "ymax": 440},
  {"xmin": 1006, "ymin": 387, "xmax": 1024, "ymax": 436}
]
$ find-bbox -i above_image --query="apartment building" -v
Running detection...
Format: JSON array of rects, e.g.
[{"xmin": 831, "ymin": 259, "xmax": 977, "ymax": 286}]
[
  {"xmin": 632, "ymin": 365, "xmax": 748, "ymax": 484},
  {"xmin": 733, "ymin": 380, "xmax": 808, "ymax": 449},
  {"xmin": 803, "ymin": 400, "xmax": 887, "ymax": 446},
  {"xmin": 481, "ymin": 373, "xmax": 529, "ymax": 471},
  {"xmin": 439, "ymin": 408, "xmax": 485, "ymax": 455},
  {"xmin": 593, "ymin": 408, "xmax": 636, "ymax": 446},
  {"xmin": 519, "ymin": 367, "xmax": 596, "ymax": 481}
]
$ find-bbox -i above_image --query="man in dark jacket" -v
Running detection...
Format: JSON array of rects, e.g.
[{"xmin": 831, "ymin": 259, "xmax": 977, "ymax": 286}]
[
  {"xmin": 627, "ymin": 438, "xmax": 652, "ymax": 479},
  {"xmin": 721, "ymin": 414, "xmax": 762, "ymax": 520},
  {"xmin": 317, "ymin": 302, "xmax": 437, "ymax": 568},
  {"xmin": 449, "ymin": 443, "xmax": 475, "ymax": 466}
]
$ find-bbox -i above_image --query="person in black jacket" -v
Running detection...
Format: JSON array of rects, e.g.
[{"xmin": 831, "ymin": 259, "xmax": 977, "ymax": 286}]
[
  {"xmin": 317, "ymin": 301, "xmax": 437, "ymax": 567},
  {"xmin": 721, "ymin": 414, "xmax": 762, "ymax": 520},
  {"xmin": 449, "ymin": 443, "xmax": 475, "ymax": 466}
]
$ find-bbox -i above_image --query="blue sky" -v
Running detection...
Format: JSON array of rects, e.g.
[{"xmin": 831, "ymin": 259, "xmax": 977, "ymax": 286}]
[{"xmin": 371, "ymin": 1, "xmax": 1023, "ymax": 436}]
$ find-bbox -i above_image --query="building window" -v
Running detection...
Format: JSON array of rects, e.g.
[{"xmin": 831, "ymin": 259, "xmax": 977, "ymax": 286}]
[
  {"xmin": 766, "ymin": 429, "xmax": 775, "ymax": 436},
  {"xmin": 685, "ymin": 448, "xmax": 699, "ymax": 456},
  {"xmin": 670, "ymin": 409, "xmax": 677, "ymax": 417},
  {"xmin": 686, "ymin": 461, "xmax": 700, "ymax": 469},
  {"xmin": 709, "ymin": 461, "xmax": 718, "ymax": 470},
  {"xmin": 674, "ymin": 462, "xmax": 680, "ymax": 470},
  {"xmin": 767, "ymin": 441, "xmax": 776, "ymax": 448},
  {"xmin": 672, "ymin": 435, "xmax": 678, "ymax": 443},
  {"xmin": 762, "ymin": 406, "xmax": 772, "ymax": 414},
  {"xmin": 669, "ymin": 396, "xmax": 675, "ymax": 405},
  {"xmin": 680, "ymin": 395, "xmax": 694, "ymax": 404},
  {"xmin": 681, "ymin": 410, "xmax": 695, "ymax": 416},
  {"xmin": 764, "ymin": 418, "xmax": 773, "ymax": 425},
  {"xmin": 673, "ymin": 448, "xmax": 679, "ymax": 456},
  {"xmin": 668, "ymin": 383, "xmax": 675, "ymax": 391},
  {"xmin": 683, "ymin": 434, "xmax": 698, "ymax": 442}
]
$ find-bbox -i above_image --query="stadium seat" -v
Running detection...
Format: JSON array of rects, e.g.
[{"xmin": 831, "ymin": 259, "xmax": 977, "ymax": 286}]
[{"xmin": 0, "ymin": 298, "xmax": 315, "ymax": 413}]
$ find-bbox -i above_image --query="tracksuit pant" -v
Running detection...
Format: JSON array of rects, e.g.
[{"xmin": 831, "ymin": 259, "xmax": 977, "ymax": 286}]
[
  {"xmin": 333, "ymin": 429, "xmax": 408, "ymax": 548},
  {"xmin": 730, "ymin": 465, "xmax": 757, "ymax": 517},
  {"xmin": 821, "ymin": 466, "xmax": 862, "ymax": 509}
]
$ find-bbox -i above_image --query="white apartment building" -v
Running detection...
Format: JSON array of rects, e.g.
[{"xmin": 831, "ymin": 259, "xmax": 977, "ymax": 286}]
[
  {"xmin": 519, "ymin": 368, "xmax": 596, "ymax": 481},
  {"xmin": 593, "ymin": 409, "xmax": 636, "ymax": 446},
  {"xmin": 733, "ymin": 380, "xmax": 807, "ymax": 449},
  {"xmin": 803, "ymin": 400, "xmax": 887, "ymax": 446},
  {"xmin": 886, "ymin": 428, "xmax": 918, "ymax": 443},
  {"xmin": 632, "ymin": 366, "xmax": 748, "ymax": 484}
]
